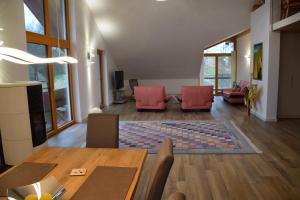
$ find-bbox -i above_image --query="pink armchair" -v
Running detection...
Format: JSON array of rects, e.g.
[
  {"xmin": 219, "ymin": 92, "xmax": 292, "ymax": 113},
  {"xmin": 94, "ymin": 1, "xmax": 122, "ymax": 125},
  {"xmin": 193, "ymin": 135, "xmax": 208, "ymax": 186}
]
[
  {"xmin": 222, "ymin": 80, "xmax": 249, "ymax": 104},
  {"xmin": 134, "ymin": 86, "xmax": 167, "ymax": 111},
  {"xmin": 178, "ymin": 86, "xmax": 214, "ymax": 111}
]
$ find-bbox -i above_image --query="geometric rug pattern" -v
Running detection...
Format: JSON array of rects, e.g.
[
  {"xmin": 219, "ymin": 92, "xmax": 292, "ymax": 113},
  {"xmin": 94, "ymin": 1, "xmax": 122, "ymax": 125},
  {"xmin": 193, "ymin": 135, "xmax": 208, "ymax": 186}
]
[{"xmin": 119, "ymin": 120, "xmax": 261, "ymax": 154}]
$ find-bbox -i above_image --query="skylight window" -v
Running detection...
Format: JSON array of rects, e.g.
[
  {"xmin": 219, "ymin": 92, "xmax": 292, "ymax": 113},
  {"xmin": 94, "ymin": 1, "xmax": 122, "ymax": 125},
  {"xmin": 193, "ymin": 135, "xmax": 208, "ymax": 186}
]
[{"xmin": 204, "ymin": 41, "xmax": 234, "ymax": 54}]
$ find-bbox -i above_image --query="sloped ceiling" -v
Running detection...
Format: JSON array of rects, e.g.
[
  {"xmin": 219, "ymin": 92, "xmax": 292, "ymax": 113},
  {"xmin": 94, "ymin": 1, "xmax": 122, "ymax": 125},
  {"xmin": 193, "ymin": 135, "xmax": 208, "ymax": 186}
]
[{"xmin": 86, "ymin": 0, "xmax": 254, "ymax": 79}]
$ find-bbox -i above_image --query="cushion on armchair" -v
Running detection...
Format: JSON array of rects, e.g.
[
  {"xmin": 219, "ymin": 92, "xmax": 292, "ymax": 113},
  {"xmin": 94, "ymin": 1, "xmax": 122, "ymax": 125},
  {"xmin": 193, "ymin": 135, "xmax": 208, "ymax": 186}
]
[{"xmin": 223, "ymin": 80, "xmax": 249, "ymax": 104}]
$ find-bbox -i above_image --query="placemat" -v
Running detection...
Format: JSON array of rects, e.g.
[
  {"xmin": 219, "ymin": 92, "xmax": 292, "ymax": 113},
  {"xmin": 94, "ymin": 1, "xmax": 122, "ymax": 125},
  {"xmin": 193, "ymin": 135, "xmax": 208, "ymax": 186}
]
[
  {"xmin": 0, "ymin": 162, "xmax": 57, "ymax": 196},
  {"xmin": 71, "ymin": 166, "xmax": 137, "ymax": 200}
]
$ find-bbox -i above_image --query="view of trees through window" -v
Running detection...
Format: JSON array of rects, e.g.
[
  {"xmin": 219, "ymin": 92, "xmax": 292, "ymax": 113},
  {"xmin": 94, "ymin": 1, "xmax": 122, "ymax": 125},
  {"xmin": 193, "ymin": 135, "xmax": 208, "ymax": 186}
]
[
  {"xmin": 52, "ymin": 47, "xmax": 72, "ymax": 127},
  {"xmin": 202, "ymin": 41, "xmax": 234, "ymax": 95},
  {"xmin": 203, "ymin": 57, "xmax": 216, "ymax": 88},
  {"xmin": 204, "ymin": 42, "xmax": 234, "ymax": 54},
  {"xmin": 24, "ymin": 0, "xmax": 73, "ymax": 134},
  {"xmin": 218, "ymin": 56, "xmax": 232, "ymax": 89}
]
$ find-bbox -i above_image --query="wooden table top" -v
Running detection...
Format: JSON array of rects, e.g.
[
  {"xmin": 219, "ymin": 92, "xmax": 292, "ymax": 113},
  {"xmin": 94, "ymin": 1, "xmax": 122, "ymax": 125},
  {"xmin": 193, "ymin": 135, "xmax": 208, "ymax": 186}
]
[{"xmin": 1, "ymin": 147, "xmax": 148, "ymax": 200}]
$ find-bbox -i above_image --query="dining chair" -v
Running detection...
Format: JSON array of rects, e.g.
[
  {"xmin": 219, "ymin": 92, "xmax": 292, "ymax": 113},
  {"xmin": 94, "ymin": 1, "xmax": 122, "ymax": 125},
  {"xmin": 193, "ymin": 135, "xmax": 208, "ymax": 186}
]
[
  {"xmin": 167, "ymin": 192, "xmax": 186, "ymax": 200},
  {"xmin": 86, "ymin": 113, "xmax": 119, "ymax": 148},
  {"xmin": 129, "ymin": 79, "xmax": 139, "ymax": 97},
  {"xmin": 145, "ymin": 139, "xmax": 174, "ymax": 200}
]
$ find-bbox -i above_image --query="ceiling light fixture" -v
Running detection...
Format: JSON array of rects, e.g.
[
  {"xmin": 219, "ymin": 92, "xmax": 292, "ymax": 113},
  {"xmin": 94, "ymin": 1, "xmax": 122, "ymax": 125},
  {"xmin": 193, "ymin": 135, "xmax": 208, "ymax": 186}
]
[
  {"xmin": 0, "ymin": 47, "xmax": 77, "ymax": 65},
  {"xmin": 155, "ymin": 0, "xmax": 168, "ymax": 2}
]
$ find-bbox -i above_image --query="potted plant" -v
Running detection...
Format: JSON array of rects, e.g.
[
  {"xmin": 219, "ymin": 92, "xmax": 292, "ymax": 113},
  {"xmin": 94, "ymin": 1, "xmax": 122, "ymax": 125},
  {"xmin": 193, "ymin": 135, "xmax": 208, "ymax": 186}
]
[
  {"xmin": 244, "ymin": 74, "xmax": 258, "ymax": 116},
  {"xmin": 244, "ymin": 84, "xmax": 257, "ymax": 116}
]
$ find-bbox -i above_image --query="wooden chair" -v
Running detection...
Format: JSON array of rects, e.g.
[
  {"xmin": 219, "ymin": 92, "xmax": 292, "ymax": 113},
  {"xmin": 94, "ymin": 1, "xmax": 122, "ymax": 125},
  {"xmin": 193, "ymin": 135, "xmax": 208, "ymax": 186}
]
[
  {"xmin": 129, "ymin": 79, "xmax": 139, "ymax": 99},
  {"xmin": 282, "ymin": 0, "xmax": 300, "ymax": 19},
  {"xmin": 167, "ymin": 192, "xmax": 186, "ymax": 200},
  {"xmin": 145, "ymin": 139, "xmax": 174, "ymax": 200},
  {"xmin": 86, "ymin": 113, "xmax": 119, "ymax": 148}
]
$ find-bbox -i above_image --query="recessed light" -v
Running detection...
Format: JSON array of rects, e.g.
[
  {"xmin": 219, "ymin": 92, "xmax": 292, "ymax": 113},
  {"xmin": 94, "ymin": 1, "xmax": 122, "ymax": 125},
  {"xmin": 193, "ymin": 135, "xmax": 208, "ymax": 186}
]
[{"xmin": 155, "ymin": 0, "xmax": 168, "ymax": 2}]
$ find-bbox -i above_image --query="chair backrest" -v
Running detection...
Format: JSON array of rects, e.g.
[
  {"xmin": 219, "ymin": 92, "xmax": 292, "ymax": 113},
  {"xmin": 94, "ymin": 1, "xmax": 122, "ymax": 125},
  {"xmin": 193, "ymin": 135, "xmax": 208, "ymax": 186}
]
[
  {"xmin": 238, "ymin": 80, "xmax": 249, "ymax": 92},
  {"xmin": 129, "ymin": 79, "xmax": 139, "ymax": 92},
  {"xmin": 181, "ymin": 86, "xmax": 213, "ymax": 107},
  {"xmin": 167, "ymin": 192, "xmax": 186, "ymax": 200},
  {"xmin": 145, "ymin": 139, "xmax": 174, "ymax": 200},
  {"xmin": 134, "ymin": 86, "xmax": 166, "ymax": 106},
  {"xmin": 86, "ymin": 113, "xmax": 119, "ymax": 148}
]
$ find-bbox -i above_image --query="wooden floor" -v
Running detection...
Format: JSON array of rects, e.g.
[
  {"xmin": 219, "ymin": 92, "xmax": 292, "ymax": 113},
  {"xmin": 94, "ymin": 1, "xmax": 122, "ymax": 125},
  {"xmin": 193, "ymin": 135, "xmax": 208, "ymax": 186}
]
[{"xmin": 49, "ymin": 97, "xmax": 300, "ymax": 200}]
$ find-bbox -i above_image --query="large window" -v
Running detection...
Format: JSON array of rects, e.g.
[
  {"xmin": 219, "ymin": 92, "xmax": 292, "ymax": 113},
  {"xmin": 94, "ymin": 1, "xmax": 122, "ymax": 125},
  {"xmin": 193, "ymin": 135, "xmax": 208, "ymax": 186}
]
[
  {"xmin": 202, "ymin": 41, "xmax": 234, "ymax": 95},
  {"xmin": 24, "ymin": 0, "xmax": 74, "ymax": 136}
]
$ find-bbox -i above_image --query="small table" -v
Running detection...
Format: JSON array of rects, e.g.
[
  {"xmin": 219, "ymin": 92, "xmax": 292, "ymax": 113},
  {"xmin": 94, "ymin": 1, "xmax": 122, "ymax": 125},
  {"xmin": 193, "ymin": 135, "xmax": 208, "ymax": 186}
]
[{"xmin": 0, "ymin": 147, "xmax": 147, "ymax": 200}]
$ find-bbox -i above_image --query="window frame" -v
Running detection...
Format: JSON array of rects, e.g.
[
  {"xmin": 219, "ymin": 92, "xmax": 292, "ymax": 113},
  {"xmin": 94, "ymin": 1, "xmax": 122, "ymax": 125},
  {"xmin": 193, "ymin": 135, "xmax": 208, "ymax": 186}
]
[
  {"xmin": 25, "ymin": 0, "xmax": 75, "ymax": 137},
  {"xmin": 203, "ymin": 40, "xmax": 236, "ymax": 96}
]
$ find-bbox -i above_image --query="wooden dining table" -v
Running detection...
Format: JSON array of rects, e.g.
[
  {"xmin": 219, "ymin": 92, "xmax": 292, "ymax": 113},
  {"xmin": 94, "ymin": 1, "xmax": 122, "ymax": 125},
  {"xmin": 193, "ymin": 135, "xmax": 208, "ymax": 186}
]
[{"xmin": 0, "ymin": 147, "xmax": 147, "ymax": 200}]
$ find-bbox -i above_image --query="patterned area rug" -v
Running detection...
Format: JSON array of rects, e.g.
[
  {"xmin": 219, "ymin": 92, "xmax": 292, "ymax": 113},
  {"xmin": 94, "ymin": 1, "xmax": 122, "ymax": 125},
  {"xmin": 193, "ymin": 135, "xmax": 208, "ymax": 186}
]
[{"xmin": 119, "ymin": 120, "xmax": 261, "ymax": 154}]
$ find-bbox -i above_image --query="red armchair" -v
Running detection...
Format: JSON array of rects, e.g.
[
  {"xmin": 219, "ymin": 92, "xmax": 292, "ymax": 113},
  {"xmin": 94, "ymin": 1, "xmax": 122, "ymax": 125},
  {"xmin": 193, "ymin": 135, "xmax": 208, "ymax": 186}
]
[
  {"xmin": 222, "ymin": 80, "xmax": 249, "ymax": 104},
  {"xmin": 178, "ymin": 86, "xmax": 214, "ymax": 111},
  {"xmin": 134, "ymin": 86, "xmax": 167, "ymax": 111}
]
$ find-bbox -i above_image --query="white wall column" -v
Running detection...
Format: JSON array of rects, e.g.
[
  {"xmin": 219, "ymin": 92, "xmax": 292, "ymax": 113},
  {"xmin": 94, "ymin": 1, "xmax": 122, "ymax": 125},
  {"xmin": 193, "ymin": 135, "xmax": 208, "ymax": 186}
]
[
  {"xmin": 250, "ymin": 0, "xmax": 280, "ymax": 121},
  {"xmin": 0, "ymin": 0, "xmax": 28, "ymax": 83}
]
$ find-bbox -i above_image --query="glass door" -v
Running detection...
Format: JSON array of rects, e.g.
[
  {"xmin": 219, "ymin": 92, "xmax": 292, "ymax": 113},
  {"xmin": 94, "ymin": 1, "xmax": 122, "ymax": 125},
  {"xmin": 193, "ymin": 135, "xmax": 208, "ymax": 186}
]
[
  {"xmin": 218, "ymin": 56, "xmax": 232, "ymax": 93},
  {"xmin": 52, "ymin": 47, "xmax": 72, "ymax": 127},
  {"xmin": 202, "ymin": 55, "xmax": 233, "ymax": 95},
  {"xmin": 202, "ymin": 56, "xmax": 216, "ymax": 94},
  {"xmin": 202, "ymin": 41, "xmax": 234, "ymax": 96}
]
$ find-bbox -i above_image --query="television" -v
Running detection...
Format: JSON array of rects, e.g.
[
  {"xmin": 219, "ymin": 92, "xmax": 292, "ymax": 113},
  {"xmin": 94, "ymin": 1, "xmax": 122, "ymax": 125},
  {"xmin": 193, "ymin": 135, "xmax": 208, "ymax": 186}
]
[{"xmin": 113, "ymin": 71, "xmax": 124, "ymax": 89}]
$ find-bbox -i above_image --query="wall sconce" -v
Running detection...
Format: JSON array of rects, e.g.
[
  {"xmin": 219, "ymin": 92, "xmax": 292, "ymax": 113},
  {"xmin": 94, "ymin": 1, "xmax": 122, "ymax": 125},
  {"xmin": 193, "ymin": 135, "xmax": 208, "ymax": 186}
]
[
  {"xmin": 0, "ymin": 28, "xmax": 4, "ymax": 61},
  {"xmin": 244, "ymin": 54, "xmax": 251, "ymax": 59},
  {"xmin": 87, "ymin": 48, "xmax": 96, "ymax": 64}
]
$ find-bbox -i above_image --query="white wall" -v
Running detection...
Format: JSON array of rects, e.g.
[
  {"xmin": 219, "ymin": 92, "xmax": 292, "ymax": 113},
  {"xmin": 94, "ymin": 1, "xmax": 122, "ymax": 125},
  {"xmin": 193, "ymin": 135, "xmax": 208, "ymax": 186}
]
[
  {"xmin": 278, "ymin": 32, "xmax": 300, "ymax": 118},
  {"xmin": 70, "ymin": 0, "xmax": 117, "ymax": 122},
  {"xmin": 124, "ymin": 79, "xmax": 199, "ymax": 95},
  {"xmin": 250, "ymin": 0, "xmax": 281, "ymax": 121},
  {"xmin": 87, "ymin": 0, "xmax": 254, "ymax": 80},
  {"xmin": 236, "ymin": 33, "xmax": 251, "ymax": 82},
  {"xmin": 0, "ymin": 0, "xmax": 28, "ymax": 83}
]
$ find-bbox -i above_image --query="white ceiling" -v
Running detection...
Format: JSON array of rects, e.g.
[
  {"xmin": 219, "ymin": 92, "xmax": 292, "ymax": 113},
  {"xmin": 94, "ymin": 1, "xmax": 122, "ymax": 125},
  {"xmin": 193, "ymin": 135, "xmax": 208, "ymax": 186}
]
[{"xmin": 86, "ymin": 0, "xmax": 254, "ymax": 79}]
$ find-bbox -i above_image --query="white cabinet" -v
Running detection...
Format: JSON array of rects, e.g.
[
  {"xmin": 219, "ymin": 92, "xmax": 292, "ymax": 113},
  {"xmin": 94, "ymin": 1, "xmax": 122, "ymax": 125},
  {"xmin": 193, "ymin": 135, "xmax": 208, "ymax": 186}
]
[{"xmin": 0, "ymin": 82, "xmax": 48, "ymax": 165}]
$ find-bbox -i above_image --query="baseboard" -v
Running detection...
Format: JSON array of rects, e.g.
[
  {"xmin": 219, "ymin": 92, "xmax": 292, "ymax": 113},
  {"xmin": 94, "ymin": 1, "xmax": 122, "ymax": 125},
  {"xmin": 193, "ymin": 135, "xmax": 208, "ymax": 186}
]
[
  {"xmin": 264, "ymin": 117, "xmax": 278, "ymax": 122},
  {"xmin": 251, "ymin": 110, "xmax": 278, "ymax": 122},
  {"xmin": 278, "ymin": 115, "xmax": 300, "ymax": 119}
]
